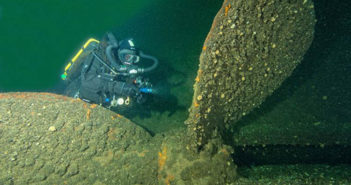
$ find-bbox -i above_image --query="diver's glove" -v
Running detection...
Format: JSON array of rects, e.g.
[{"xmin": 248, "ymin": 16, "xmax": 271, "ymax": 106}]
[{"xmin": 110, "ymin": 82, "xmax": 139, "ymax": 97}]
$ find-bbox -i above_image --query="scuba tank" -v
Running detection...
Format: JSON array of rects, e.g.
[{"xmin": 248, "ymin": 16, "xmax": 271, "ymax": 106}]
[{"xmin": 61, "ymin": 38, "xmax": 100, "ymax": 82}]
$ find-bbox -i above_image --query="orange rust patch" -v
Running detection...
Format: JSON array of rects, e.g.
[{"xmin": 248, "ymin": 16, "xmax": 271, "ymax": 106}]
[
  {"xmin": 158, "ymin": 146, "xmax": 167, "ymax": 172},
  {"xmin": 225, "ymin": 3, "xmax": 231, "ymax": 16},
  {"xmin": 202, "ymin": 45, "xmax": 207, "ymax": 51},
  {"xmin": 0, "ymin": 92, "xmax": 70, "ymax": 101},
  {"xmin": 165, "ymin": 174, "xmax": 175, "ymax": 185},
  {"xmin": 90, "ymin": 104, "xmax": 97, "ymax": 109},
  {"xmin": 86, "ymin": 109, "xmax": 91, "ymax": 120},
  {"xmin": 195, "ymin": 76, "xmax": 200, "ymax": 82},
  {"xmin": 138, "ymin": 152, "xmax": 145, "ymax": 157},
  {"xmin": 203, "ymin": 0, "xmax": 232, "ymax": 45},
  {"xmin": 111, "ymin": 114, "xmax": 123, "ymax": 120},
  {"xmin": 70, "ymin": 98, "xmax": 82, "ymax": 103},
  {"xmin": 220, "ymin": 148, "xmax": 230, "ymax": 156},
  {"xmin": 194, "ymin": 101, "xmax": 199, "ymax": 108},
  {"xmin": 195, "ymin": 69, "xmax": 203, "ymax": 82}
]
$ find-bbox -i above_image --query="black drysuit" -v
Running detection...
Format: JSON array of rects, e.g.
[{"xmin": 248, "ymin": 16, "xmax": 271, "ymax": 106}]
[{"xmin": 78, "ymin": 49, "xmax": 138, "ymax": 105}]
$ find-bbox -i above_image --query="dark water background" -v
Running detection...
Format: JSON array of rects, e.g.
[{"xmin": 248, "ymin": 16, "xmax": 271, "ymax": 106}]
[
  {"xmin": 231, "ymin": 0, "xmax": 351, "ymax": 166},
  {"xmin": 0, "ymin": 0, "xmax": 350, "ymax": 167}
]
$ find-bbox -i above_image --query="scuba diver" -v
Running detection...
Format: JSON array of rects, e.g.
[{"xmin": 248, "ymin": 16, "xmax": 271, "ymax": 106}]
[{"xmin": 61, "ymin": 32, "xmax": 158, "ymax": 108}]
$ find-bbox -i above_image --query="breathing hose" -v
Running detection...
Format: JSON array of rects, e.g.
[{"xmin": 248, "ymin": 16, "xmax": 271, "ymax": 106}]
[{"xmin": 138, "ymin": 51, "xmax": 159, "ymax": 73}]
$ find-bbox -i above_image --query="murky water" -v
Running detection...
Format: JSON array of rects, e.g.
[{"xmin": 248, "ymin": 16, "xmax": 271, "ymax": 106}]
[
  {"xmin": 0, "ymin": 0, "xmax": 351, "ymax": 183},
  {"xmin": 0, "ymin": 0, "xmax": 155, "ymax": 91},
  {"xmin": 0, "ymin": 0, "xmax": 350, "ymax": 168},
  {"xmin": 0, "ymin": 0, "xmax": 222, "ymax": 133}
]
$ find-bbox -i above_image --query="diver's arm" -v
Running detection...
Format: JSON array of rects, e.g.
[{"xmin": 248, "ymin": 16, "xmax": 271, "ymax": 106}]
[
  {"xmin": 105, "ymin": 81, "xmax": 138, "ymax": 97},
  {"xmin": 82, "ymin": 53, "xmax": 137, "ymax": 94},
  {"xmin": 81, "ymin": 71, "xmax": 138, "ymax": 103}
]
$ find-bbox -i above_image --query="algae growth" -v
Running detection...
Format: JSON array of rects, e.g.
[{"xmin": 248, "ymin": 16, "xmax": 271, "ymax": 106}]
[{"xmin": 0, "ymin": 0, "xmax": 350, "ymax": 184}]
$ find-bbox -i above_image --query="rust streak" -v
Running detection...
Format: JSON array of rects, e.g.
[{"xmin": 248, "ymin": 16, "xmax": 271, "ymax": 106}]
[{"xmin": 86, "ymin": 109, "xmax": 91, "ymax": 120}]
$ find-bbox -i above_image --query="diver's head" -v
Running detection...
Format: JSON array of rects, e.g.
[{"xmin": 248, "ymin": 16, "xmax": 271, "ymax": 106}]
[{"xmin": 118, "ymin": 39, "xmax": 140, "ymax": 65}]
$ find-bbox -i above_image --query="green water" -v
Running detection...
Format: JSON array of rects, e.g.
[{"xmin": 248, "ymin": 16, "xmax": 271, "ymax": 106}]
[
  {"xmin": 1, "ymin": 0, "xmax": 351, "ymax": 182},
  {"xmin": 0, "ymin": 0, "xmax": 222, "ymax": 133},
  {"xmin": 0, "ymin": 0, "xmax": 155, "ymax": 91},
  {"xmin": 230, "ymin": 0, "xmax": 351, "ymax": 166},
  {"xmin": 111, "ymin": 0, "xmax": 223, "ymax": 133}
]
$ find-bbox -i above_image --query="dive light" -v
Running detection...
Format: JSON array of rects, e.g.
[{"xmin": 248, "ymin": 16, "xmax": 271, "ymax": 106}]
[{"xmin": 139, "ymin": 87, "xmax": 153, "ymax": 94}]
